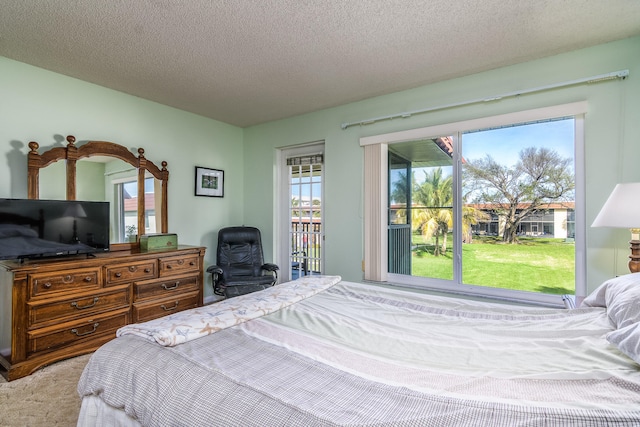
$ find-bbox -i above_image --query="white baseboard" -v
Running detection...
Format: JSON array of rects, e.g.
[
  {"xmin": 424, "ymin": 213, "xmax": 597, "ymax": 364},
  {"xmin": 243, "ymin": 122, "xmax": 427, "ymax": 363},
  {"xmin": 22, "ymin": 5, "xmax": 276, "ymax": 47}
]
[{"xmin": 204, "ymin": 294, "xmax": 224, "ymax": 305}]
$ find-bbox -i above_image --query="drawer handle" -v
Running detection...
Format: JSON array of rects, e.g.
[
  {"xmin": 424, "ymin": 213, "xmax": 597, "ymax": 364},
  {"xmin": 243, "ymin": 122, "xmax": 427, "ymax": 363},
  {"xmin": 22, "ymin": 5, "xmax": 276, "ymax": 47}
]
[
  {"xmin": 71, "ymin": 297, "xmax": 99, "ymax": 310},
  {"xmin": 162, "ymin": 281, "xmax": 180, "ymax": 290},
  {"xmin": 42, "ymin": 282, "xmax": 52, "ymax": 289},
  {"xmin": 189, "ymin": 261, "xmax": 195, "ymax": 266},
  {"xmin": 63, "ymin": 275, "xmax": 73, "ymax": 283},
  {"xmin": 128, "ymin": 266, "xmax": 138, "ymax": 272},
  {"xmin": 71, "ymin": 322, "xmax": 99, "ymax": 337},
  {"xmin": 161, "ymin": 301, "xmax": 179, "ymax": 311},
  {"xmin": 115, "ymin": 272, "xmax": 122, "ymax": 278},
  {"xmin": 84, "ymin": 276, "xmax": 93, "ymax": 283},
  {"xmin": 144, "ymin": 268, "xmax": 151, "ymax": 273},
  {"xmin": 166, "ymin": 265, "xmax": 172, "ymax": 269}
]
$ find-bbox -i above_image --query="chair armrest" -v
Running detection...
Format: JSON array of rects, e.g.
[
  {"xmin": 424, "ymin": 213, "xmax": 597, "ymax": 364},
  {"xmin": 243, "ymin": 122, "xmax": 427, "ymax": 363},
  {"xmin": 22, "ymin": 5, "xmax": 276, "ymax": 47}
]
[
  {"xmin": 262, "ymin": 263, "xmax": 279, "ymax": 272},
  {"xmin": 206, "ymin": 265, "xmax": 223, "ymax": 275}
]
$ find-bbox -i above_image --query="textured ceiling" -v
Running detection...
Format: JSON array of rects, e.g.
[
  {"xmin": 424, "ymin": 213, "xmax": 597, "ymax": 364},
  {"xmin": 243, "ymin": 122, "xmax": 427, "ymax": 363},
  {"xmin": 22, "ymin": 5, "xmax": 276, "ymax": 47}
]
[{"xmin": 1, "ymin": 1, "xmax": 639, "ymax": 127}]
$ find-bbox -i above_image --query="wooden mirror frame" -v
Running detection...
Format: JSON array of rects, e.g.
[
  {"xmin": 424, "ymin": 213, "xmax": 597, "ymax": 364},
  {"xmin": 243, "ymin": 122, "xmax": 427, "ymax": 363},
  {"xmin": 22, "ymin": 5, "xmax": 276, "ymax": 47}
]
[{"xmin": 27, "ymin": 135, "xmax": 169, "ymax": 251}]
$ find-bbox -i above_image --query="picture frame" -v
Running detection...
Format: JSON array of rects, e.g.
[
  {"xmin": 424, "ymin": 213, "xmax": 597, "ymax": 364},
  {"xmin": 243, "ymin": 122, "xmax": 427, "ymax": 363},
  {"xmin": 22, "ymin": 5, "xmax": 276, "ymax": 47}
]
[{"xmin": 195, "ymin": 166, "xmax": 224, "ymax": 197}]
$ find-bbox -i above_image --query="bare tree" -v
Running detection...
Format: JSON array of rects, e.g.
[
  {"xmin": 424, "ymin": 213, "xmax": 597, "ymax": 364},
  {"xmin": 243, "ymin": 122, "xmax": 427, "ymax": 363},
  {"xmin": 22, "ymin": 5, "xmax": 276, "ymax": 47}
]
[{"xmin": 464, "ymin": 147, "xmax": 574, "ymax": 243}]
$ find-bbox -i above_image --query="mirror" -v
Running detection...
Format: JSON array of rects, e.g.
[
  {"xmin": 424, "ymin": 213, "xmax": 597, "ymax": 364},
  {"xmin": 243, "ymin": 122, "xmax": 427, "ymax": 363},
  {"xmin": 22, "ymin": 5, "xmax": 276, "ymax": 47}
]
[
  {"xmin": 27, "ymin": 135, "xmax": 168, "ymax": 251},
  {"xmin": 38, "ymin": 156, "xmax": 136, "ymax": 244},
  {"xmin": 38, "ymin": 159, "xmax": 67, "ymax": 200}
]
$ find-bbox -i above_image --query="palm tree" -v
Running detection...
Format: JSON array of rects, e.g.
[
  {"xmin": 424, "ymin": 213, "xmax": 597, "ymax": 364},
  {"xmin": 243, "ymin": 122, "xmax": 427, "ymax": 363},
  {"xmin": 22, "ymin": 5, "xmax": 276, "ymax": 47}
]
[
  {"xmin": 413, "ymin": 168, "xmax": 453, "ymax": 256},
  {"xmin": 461, "ymin": 203, "xmax": 490, "ymax": 243},
  {"xmin": 393, "ymin": 167, "xmax": 488, "ymax": 255},
  {"xmin": 411, "ymin": 168, "xmax": 489, "ymax": 255},
  {"xmin": 412, "ymin": 207, "xmax": 452, "ymax": 256},
  {"xmin": 390, "ymin": 170, "xmax": 414, "ymax": 205}
]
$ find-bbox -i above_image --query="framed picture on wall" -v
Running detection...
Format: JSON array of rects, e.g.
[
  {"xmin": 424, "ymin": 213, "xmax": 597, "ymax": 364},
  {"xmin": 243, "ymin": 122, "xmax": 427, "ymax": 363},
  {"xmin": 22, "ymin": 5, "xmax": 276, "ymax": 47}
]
[{"xmin": 195, "ymin": 166, "xmax": 224, "ymax": 197}]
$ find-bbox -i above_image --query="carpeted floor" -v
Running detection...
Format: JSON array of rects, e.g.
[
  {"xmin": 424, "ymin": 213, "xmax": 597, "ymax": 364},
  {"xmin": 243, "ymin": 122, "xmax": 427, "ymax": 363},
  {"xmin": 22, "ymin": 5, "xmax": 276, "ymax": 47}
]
[{"xmin": 0, "ymin": 353, "xmax": 92, "ymax": 427}]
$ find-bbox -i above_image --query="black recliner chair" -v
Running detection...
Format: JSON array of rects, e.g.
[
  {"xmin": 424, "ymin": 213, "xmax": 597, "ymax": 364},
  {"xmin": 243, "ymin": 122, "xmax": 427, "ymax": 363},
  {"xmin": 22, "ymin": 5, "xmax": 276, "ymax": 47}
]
[{"xmin": 207, "ymin": 226, "xmax": 279, "ymax": 298}]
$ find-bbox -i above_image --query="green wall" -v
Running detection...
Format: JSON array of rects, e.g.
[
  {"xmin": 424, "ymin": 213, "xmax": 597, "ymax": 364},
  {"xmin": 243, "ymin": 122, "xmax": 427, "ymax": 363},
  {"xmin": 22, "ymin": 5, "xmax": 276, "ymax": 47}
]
[
  {"xmin": 1, "ymin": 36, "xmax": 639, "ymax": 298},
  {"xmin": 0, "ymin": 56, "xmax": 244, "ymax": 297},
  {"xmin": 243, "ymin": 36, "xmax": 640, "ymax": 293}
]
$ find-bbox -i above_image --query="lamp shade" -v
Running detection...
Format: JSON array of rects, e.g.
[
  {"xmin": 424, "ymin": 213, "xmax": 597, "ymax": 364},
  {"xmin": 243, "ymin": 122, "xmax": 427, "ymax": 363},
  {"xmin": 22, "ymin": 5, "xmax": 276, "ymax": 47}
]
[
  {"xmin": 63, "ymin": 203, "xmax": 88, "ymax": 218},
  {"xmin": 592, "ymin": 183, "xmax": 640, "ymax": 228}
]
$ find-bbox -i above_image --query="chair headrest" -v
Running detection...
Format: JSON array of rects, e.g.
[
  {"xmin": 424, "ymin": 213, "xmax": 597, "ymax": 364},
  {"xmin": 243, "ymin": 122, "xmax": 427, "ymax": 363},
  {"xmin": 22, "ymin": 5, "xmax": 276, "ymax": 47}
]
[{"xmin": 218, "ymin": 226, "xmax": 262, "ymax": 245}]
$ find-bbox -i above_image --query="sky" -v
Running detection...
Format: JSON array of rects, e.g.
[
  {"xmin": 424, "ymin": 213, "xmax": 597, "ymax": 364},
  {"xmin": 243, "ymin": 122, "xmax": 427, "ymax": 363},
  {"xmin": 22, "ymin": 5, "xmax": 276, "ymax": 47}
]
[
  {"xmin": 461, "ymin": 118, "xmax": 575, "ymax": 167},
  {"xmin": 298, "ymin": 118, "xmax": 576, "ymax": 202},
  {"xmin": 389, "ymin": 118, "xmax": 576, "ymax": 204}
]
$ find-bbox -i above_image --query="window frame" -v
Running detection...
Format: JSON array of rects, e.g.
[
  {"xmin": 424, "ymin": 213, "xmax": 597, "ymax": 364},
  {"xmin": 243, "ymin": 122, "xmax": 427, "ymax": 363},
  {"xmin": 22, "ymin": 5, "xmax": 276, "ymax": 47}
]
[
  {"xmin": 110, "ymin": 174, "xmax": 157, "ymax": 242},
  {"xmin": 361, "ymin": 102, "xmax": 586, "ymax": 306},
  {"xmin": 276, "ymin": 142, "xmax": 325, "ymax": 282}
]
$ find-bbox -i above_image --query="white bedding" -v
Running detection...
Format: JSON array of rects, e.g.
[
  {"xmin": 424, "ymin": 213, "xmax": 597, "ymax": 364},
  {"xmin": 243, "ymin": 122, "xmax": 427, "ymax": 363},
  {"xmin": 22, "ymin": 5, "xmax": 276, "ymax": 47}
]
[
  {"xmin": 77, "ymin": 276, "xmax": 640, "ymax": 426},
  {"xmin": 116, "ymin": 274, "xmax": 342, "ymax": 346}
]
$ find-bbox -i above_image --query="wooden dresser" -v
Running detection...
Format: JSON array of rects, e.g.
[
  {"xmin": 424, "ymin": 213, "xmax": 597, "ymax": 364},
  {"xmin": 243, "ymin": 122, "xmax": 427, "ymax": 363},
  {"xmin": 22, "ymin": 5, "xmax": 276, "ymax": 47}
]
[{"xmin": 0, "ymin": 245, "xmax": 206, "ymax": 381}]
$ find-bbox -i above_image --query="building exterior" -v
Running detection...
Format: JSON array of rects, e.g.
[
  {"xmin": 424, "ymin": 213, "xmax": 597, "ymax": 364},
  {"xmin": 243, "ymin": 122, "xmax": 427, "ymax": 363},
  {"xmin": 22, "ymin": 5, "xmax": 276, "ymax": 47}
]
[
  {"xmin": 469, "ymin": 202, "xmax": 575, "ymax": 239},
  {"xmin": 389, "ymin": 202, "xmax": 575, "ymax": 240}
]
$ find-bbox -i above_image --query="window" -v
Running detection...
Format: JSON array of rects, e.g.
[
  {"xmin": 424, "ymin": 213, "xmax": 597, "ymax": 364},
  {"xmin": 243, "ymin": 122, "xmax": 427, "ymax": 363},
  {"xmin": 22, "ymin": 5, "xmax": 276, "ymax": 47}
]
[
  {"xmin": 363, "ymin": 102, "xmax": 586, "ymax": 306},
  {"xmin": 113, "ymin": 177, "xmax": 156, "ymax": 242},
  {"xmin": 388, "ymin": 137, "xmax": 455, "ymax": 281},
  {"xmin": 289, "ymin": 158, "xmax": 323, "ymax": 280},
  {"xmin": 277, "ymin": 142, "xmax": 325, "ymax": 282}
]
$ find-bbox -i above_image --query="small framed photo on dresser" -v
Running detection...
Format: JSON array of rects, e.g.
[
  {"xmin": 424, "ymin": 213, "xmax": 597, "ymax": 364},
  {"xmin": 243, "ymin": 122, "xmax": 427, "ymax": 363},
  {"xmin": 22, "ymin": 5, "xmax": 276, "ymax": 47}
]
[{"xmin": 195, "ymin": 166, "xmax": 224, "ymax": 197}]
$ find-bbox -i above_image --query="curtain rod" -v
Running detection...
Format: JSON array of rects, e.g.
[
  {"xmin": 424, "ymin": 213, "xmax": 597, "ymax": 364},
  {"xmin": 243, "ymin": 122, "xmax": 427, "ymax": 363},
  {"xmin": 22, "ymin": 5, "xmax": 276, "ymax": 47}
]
[{"xmin": 340, "ymin": 69, "xmax": 629, "ymax": 130}]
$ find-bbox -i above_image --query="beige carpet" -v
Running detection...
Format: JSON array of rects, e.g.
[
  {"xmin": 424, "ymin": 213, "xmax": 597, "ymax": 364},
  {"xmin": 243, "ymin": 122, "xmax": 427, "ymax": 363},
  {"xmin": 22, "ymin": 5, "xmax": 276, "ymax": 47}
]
[{"xmin": 0, "ymin": 353, "xmax": 92, "ymax": 427}]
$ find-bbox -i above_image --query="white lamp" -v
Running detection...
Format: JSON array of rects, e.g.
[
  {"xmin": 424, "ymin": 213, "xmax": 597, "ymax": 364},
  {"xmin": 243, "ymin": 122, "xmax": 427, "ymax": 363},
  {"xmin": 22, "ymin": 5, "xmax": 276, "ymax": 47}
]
[
  {"xmin": 64, "ymin": 203, "xmax": 88, "ymax": 243},
  {"xmin": 592, "ymin": 182, "xmax": 640, "ymax": 273}
]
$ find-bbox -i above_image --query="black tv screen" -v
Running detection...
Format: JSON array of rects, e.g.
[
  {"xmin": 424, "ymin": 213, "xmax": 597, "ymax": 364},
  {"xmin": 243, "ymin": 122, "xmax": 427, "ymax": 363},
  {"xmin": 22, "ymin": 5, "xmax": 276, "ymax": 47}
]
[{"xmin": 0, "ymin": 198, "xmax": 110, "ymax": 261}]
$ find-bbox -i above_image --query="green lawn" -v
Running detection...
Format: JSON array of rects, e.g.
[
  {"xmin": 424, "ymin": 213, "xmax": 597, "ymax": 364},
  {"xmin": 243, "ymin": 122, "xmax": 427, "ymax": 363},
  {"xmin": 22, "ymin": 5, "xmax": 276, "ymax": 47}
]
[{"xmin": 411, "ymin": 235, "xmax": 575, "ymax": 294}]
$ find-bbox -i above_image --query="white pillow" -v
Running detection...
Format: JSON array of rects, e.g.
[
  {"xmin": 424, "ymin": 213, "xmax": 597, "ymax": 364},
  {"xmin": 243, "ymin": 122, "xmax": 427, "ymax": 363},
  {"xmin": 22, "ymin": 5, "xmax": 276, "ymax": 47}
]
[
  {"xmin": 607, "ymin": 323, "xmax": 640, "ymax": 364},
  {"xmin": 581, "ymin": 273, "xmax": 640, "ymax": 328}
]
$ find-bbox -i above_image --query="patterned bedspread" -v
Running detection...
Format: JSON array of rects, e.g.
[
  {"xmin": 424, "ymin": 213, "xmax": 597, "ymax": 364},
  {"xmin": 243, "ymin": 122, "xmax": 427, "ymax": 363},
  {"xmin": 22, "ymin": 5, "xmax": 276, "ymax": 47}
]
[
  {"xmin": 77, "ymin": 279, "xmax": 640, "ymax": 426},
  {"xmin": 116, "ymin": 275, "xmax": 342, "ymax": 346}
]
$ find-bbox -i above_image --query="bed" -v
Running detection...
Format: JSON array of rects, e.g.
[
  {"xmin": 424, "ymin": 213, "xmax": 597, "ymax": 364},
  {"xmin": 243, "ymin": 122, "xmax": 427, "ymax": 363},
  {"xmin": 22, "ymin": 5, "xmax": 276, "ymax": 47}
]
[
  {"xmin": 0, "ymin": 222, "xmax": 94, "ymax": 260},
  {"xmin": 77, "ymin": 274, "xmax": 640, "ymax": 426}
]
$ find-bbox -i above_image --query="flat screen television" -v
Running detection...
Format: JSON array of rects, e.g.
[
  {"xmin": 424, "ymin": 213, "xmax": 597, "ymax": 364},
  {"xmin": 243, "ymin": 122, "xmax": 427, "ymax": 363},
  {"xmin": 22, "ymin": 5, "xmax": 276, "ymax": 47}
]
[{"xmin": 0, "ymin": 198, "xmax": 110, "ymax": 261}]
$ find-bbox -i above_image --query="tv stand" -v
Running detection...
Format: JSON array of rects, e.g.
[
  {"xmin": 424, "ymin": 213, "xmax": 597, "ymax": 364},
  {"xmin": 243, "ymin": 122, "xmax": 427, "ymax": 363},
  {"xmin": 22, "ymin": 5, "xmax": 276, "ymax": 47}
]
[{"xmin": 0, "ymin": 245, "xmax": 206, "ymax": 381}]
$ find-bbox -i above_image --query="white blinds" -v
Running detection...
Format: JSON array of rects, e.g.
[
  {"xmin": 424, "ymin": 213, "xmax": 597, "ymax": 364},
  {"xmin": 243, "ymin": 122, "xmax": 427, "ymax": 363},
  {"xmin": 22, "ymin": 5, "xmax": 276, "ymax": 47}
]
[
  {"xmin": 363, "ymin": 143, "xmax": 387, "ymax": 282},
  {"xmin": 287, "ymin": 154, "xmax": 323, "ymax": 165}
]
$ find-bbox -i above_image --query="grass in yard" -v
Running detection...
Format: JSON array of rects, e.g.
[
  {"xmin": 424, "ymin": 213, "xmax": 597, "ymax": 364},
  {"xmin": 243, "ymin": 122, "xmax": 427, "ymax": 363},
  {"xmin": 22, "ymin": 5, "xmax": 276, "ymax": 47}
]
[{"xmin": 411, "ymin": 235, "xmax": 574, "ymax": 294}]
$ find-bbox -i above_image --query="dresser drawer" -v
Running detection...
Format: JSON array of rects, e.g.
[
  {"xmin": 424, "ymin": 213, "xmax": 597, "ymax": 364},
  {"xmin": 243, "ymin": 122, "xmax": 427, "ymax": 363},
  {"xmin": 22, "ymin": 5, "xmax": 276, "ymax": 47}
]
[
  {"xmin": 28, "ymin": 286, "xmax": 130, "ymax": 327},
  {"xmin": 134, "ymin": 274, "xmax": 199, "ymax": 301},
  {"xmin": 27, "ymin": 309, "xmax": 129, "ymax": 355},
  {"xmin": 159, "ymin": 254, "xmax": 200, "ymax": 277},
  {"xmin": 105, "ymin": 260, "xmax": 157, "ymax": 285},
  {"xmin": 30, "ymin": 268, "xmax": 101, "ymax": 298},
  {"xmin": 133, "ymin": 291, "xmax": 200, "ymax": 323}
]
